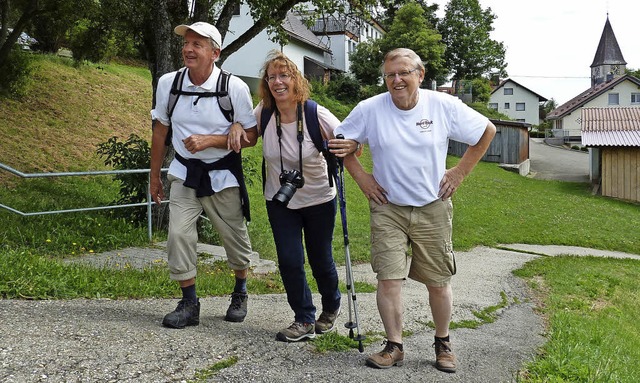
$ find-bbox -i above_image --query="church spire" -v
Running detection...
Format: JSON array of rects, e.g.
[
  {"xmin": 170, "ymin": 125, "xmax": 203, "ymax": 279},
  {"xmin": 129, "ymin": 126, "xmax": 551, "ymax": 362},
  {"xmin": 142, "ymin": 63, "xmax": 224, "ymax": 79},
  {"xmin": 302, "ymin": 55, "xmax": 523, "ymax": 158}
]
[{"xmin": 590, "ymin": 15, "xmax": 626, "ymax": 87}]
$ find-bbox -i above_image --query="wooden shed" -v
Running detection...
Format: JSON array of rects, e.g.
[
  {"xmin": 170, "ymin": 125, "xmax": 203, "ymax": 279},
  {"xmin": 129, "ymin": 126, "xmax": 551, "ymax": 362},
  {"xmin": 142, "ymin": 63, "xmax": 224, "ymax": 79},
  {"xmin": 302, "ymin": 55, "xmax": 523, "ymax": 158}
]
[
  {"xmin": 581, "ymin": 107, "xmax": 640, "ymax": 203},
  {"xmin": 448, "ymin": 119, "xmax": 530, "ymax": 173}
]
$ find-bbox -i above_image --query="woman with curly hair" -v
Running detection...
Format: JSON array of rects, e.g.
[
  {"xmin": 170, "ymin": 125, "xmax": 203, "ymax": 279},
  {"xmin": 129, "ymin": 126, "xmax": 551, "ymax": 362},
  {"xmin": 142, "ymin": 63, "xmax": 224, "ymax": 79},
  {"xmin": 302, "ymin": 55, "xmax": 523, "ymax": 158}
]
[{"xmin": 254, "ymin": 51, "xmax": 357, "ymax": 342}]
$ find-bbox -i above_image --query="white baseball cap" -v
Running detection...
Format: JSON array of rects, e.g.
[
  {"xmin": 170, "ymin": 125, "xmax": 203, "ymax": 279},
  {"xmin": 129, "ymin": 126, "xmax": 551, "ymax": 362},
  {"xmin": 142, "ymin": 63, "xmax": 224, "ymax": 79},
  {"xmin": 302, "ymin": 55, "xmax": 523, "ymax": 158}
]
[{"xmin": 174, "ymin": 22, "xmax": 222, "ymax": 47}]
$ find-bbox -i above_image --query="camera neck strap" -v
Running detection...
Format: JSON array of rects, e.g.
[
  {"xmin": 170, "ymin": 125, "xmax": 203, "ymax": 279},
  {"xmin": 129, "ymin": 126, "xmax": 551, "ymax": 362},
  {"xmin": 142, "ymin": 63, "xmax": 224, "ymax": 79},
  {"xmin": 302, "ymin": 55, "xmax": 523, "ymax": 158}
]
[{"xmin": 274, "ymin": 102, "xmax": 304, "ymax": 177}]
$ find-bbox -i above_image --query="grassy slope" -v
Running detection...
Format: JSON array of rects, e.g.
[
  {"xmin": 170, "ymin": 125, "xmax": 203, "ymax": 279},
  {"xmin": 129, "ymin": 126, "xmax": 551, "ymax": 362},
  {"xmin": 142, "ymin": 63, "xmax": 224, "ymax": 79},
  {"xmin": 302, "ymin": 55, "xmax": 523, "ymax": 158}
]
[{"xmin": 0, "ymin": 55, "xmax": 152, "ymax": 176}]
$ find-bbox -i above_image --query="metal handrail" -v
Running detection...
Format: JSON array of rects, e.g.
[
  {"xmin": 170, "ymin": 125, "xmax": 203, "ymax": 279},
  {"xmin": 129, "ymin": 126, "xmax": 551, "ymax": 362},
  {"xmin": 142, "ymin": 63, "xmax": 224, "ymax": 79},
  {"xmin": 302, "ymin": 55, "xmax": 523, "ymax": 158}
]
[{"xmin": 0, "ymin": 162, "xmax": 168, "ymax": 241}]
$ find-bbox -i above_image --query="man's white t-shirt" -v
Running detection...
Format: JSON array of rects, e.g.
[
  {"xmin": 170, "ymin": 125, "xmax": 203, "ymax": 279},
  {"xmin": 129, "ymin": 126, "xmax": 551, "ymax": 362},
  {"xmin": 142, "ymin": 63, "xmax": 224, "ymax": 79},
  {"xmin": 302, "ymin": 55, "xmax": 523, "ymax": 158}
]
[
  {"xmin": 151, "ymin": 66, "xmax": 257, "ymax": 192},
  {"xmin": 335, "ymin": 89, "xmax": 489, "ymax": 207}
]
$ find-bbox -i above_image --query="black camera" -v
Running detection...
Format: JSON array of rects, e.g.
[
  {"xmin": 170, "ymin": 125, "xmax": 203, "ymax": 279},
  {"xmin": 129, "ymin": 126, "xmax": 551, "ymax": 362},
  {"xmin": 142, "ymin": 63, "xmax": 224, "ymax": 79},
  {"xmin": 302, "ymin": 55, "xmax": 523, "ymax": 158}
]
[{"xmin": 273, "ymin": 169, "xmax": 305, "ymax": 206}]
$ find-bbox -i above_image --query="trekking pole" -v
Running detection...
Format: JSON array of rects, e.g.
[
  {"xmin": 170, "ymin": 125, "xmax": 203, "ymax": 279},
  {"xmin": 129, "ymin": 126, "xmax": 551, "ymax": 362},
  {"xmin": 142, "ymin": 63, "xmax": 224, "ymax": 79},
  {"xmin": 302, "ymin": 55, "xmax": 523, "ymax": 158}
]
[{"xmin": 334, "ymin": 135, "xmax": 365, "ymax": 353}]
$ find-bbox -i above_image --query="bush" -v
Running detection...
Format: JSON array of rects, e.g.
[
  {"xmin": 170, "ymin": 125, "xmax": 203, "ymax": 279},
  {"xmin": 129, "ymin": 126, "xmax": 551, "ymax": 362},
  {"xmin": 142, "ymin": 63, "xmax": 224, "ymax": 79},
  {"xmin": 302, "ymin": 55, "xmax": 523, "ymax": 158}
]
[
  {"xmin": 69, "ymin": 19, "xmax": 117, "ymax": 63},
  {"xmin": 360, "ymin": 84, "xmax": 385, "ymax": 99},
  {"xmin": 529, "ymin": 131, "xmax": 546, "ymax": 138},
  {"xmin": 0, "ymin": 46, "xmax": 36, "ymax": 98},
  {"xmin": 327, "ymin": 73, "xmax": 361, "ymax": 103},
  {"xmin": 96, "ymin": 134, "xmax": 150, "ymax": 223}
]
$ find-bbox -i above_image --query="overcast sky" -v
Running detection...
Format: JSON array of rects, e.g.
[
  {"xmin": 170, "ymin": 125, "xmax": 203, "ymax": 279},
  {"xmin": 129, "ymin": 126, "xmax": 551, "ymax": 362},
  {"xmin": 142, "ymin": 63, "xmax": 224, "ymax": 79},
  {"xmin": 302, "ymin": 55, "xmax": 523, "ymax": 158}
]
[{"xmin": 430, "ymin": 0, "xmax": 638, "ymax": 105}]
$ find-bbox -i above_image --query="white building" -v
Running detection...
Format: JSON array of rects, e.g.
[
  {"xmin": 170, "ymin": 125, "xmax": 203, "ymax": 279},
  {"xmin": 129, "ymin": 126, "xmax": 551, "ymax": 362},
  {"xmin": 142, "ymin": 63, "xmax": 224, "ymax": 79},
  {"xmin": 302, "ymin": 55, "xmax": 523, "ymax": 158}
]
[
  {"xmin": 221, "ymin": 4, "xmax": 332, "ymax": 91},
  {"xmin": 309, "ymin": 14, "xmax": 385, "ymax": 74},
  {"xmin": 220, "ymin": 3, "xmax": 386, "ymax": 91},
  {"xmin": 489, "ymin": 78, "xmax": 547, "ymax": 125}
]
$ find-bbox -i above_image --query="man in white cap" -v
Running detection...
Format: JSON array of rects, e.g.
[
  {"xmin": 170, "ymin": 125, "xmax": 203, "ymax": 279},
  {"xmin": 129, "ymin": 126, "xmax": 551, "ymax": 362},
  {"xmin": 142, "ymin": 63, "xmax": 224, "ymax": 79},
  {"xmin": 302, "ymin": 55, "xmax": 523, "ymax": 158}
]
[{"xmin": 150, "ymin": 22, "xmax": 258, "ymax": 328}]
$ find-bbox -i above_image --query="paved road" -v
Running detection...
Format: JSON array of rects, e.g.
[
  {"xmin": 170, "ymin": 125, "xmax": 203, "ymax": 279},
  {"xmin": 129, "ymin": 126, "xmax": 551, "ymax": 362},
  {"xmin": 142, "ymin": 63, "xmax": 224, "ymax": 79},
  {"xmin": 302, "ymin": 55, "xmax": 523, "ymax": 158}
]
[{"xmin": 528, "ymin": 138, "xmax": 590, "ymax": 182}]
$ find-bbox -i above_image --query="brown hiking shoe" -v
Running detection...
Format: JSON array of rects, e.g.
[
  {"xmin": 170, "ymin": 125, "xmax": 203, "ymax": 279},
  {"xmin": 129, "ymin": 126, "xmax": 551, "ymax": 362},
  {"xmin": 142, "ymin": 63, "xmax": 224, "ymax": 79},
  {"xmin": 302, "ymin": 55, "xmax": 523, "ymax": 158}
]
[
  {"xmin": 433, "ymin": 338, "xmax": 456, "ymax": 373},
  {"xmin": 315, "ymin": 307, "xmax": 340, "ymax": 334},
  {"xmin": 276, "ymin": 322, "xmax": 316, "ymax": 342},
  {"xmin": 365, "ymin": 341, "xmax": 404, "ymax": 369}
]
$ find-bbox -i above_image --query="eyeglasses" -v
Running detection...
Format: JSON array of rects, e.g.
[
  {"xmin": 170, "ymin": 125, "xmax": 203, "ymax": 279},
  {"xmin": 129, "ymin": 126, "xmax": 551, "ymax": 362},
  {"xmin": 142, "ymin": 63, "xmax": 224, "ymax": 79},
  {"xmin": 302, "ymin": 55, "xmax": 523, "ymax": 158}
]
[
  {"xmin": 382, "ymin": 68, "xmax": 419, "ymax": 81},
  {"xmin": 265, "ymin": 73, "xmax": 292, "ymax": 83}
]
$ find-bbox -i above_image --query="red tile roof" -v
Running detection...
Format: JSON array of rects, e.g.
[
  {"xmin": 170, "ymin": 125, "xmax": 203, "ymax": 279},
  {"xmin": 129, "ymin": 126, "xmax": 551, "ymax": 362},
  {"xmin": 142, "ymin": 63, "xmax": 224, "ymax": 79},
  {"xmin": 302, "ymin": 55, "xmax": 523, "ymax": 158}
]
[{"xmin": 547, "ymin": 75, "xmax": 640, "ymax": 119}]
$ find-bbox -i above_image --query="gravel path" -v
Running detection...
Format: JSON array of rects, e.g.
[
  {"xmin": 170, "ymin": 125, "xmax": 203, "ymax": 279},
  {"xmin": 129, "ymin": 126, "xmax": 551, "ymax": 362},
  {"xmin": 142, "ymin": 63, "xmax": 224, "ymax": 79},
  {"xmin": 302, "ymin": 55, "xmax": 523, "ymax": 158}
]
[{"xmin": 2, "ymin": 244, "xmax": 638, "ymax": 382}]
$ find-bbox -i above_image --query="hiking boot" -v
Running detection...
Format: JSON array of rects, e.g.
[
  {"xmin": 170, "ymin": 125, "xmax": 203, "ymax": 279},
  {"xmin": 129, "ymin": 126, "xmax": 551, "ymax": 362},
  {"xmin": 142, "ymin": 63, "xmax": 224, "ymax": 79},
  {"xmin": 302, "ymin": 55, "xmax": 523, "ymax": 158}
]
[
  {"xmin": 224, "ymin": 292, "xmax": 248, "ymax": 322},
  {"xmin": 365, "ymin": 341, "xmax": 404, "ymax": 369},
  {"xmin": 315, "ymin": 307, "xmax": 341, "ymax": 334},
  {"xmin": 162, "ymin": 299, "xmax": 200, "ymax": 329},
  {"xmin": 433, "ymin": 338, "xmax": 457, "ymax": 373},
  {"xmin": 275, "ymin": 322, "xmax": 316, "ymax": 342}
]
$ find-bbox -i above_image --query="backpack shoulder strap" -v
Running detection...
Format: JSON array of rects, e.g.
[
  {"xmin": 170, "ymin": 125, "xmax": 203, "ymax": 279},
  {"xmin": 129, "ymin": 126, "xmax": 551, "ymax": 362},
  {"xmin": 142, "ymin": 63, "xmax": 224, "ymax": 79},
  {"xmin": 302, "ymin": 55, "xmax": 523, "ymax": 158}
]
[
  {"xmin": 168, "ymin": 68, "xmax": 186, "ymax": 119},
  {"xmin": 304, "ymin": 99, "xmax": 324, "ymax": 153},
  {"xmin": 216, "ymin": 69, "xmax": 234, "ymax": 122},
  {"xmin": 260, "ymin": 105, "xmax": 273, "ymax": 137},
  {"xmin": 260, "ymin": 104, "xmax": 274, "ymax": 192},
  {"xmin": 164, "ymin": 68, "xmax": 187, "ymax": 146},
  {"xmin": 304, "ymin": 99, "xmax": 336, "ymax": 187}
]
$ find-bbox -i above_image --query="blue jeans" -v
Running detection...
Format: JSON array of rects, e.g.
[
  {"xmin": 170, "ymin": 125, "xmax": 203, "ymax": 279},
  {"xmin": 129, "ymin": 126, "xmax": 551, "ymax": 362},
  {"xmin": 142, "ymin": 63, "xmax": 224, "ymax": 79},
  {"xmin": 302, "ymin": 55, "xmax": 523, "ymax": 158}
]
[{"xmin": 266, "ymin": 198, "xmax": 341, "ymax": 323}]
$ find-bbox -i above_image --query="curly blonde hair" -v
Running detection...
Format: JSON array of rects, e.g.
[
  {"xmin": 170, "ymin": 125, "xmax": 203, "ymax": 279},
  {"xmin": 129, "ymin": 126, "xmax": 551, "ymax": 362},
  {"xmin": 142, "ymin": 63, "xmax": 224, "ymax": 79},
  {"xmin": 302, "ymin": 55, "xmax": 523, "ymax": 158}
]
[{"xmin": 258, "ymin": 50, "xmax": 311, "ymax": 110}]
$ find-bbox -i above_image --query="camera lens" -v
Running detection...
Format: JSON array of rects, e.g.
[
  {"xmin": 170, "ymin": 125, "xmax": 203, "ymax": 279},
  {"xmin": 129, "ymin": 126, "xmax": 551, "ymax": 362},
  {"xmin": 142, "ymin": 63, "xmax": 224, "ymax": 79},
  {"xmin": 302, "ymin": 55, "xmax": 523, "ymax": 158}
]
[{"xmin": 273, "ymin": 183, "xmax": 298, "ymax": 206}]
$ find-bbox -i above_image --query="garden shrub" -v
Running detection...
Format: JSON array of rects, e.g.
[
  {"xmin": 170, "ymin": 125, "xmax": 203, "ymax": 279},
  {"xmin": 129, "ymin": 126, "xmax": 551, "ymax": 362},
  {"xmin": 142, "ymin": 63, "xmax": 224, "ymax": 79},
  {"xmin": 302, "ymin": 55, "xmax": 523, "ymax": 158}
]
[
  {"xmin": 96, "ymin": 134, "xmax": 150, "ymax": 223},
  {"xmin": 0, "ymin": 46, "xmax": 36, "ymax": 98}
]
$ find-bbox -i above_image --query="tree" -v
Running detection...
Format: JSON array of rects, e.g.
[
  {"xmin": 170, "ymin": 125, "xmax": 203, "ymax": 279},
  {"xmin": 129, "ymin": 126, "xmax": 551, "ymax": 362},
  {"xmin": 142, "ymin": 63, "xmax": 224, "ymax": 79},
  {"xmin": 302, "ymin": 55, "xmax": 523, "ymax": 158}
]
[
  {"xmin": 378, "ymin": 1, "xmax": 446, "ymax": 86},
  {"xmin": 539, "ymin": 98, "xmax": 557, "ymax": 120},
  {"xmin": 375, "ymin": 0, "xmax": 439, "ymax": 29},
  {"xmin": 1, "ymin": 0, "xmax": 45, "ymax": 65},
  {"xmin": 349, "ymin": 39, "xmax": 383, "ymax": 86},
  {"xmin": 438, "ymin": 0, "xmax": 506, "ymax": 83},
  {"xmin": 470, "ymin": 77, "xmax": 491, "ymax": 103},
  {"xmin": 627, "ymin": 68, "xmax": 640, "ymax": 79},
  {"xmin": 146, "ymin": 0, "xmax": 378, "ymax": 106}
]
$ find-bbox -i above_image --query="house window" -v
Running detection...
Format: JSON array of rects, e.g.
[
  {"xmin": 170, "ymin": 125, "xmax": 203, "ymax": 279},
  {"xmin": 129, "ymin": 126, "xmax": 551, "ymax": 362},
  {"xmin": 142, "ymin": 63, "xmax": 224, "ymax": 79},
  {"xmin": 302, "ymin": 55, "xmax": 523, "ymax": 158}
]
[
  {"xmin": 233, "ymin": 2, "xmax": 240, "ymax": 15},
  {"xmin": 504, "ymin": 102, "xmax": 510, "ymax": 109},
  {"xmin": 504, "ymin": 88, "xmax": 513, "ymax": 95},
  {"xmin": 631, "ymin": 93, "xmax": 640, "ymax": 104},
  {"xmin": 489, "ymin": 103, "xmax": 498, "ymax": 110},
  {"xmin": 608, "ymin": 93, "xmax": 619, "ymax": 105},
  {"xmin": 516, "ymin": 103, "xmax": 525, "ymax": 111}
]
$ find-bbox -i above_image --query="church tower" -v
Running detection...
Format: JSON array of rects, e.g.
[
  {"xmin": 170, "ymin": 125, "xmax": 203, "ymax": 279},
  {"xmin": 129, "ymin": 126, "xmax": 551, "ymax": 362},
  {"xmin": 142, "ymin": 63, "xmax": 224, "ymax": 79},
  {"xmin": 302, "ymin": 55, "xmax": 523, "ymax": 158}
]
[{"xmin": 590, "ymin": 15, "xmax": 627, "ymax": 87}]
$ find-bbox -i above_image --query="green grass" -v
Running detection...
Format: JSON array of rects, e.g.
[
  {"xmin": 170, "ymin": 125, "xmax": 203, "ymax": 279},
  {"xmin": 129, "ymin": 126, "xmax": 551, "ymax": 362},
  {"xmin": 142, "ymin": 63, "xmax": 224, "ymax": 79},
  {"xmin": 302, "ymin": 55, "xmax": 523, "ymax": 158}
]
[
  {"xmin": 514, "ymin": 256, "xmax": 640, "ymax": 382},
  {"xmin": 451, "ymin": 158, "xmax": 640, "ymax": 253},
  {"xmin": 0, "ymin": 248, "xmax": 286, "ymax": 299},
  {"xmin": 189, "ymin": 356, "xmax": 238, "ymax": 382},
  {"xmin": 311, "ymin": 330, "xmax": 379, "ymax": 353}
]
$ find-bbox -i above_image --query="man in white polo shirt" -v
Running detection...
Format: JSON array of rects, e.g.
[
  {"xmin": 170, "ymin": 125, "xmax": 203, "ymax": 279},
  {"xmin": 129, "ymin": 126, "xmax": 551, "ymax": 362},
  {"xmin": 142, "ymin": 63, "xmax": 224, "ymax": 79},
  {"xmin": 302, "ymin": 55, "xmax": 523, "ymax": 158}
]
[{"xmin": 150, "ymin": 22, "xmax": 257, "ymax": 328}]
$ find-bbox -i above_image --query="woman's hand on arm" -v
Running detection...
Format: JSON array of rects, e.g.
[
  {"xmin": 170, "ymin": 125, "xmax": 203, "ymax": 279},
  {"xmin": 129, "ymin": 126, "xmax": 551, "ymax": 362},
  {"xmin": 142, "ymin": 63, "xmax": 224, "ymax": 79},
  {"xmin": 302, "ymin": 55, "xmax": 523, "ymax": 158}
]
[
  {"xmin": 328, "ymin": 138, "xmax": 360, "ymax": 158},
  {"xmin": 182, "ymin": 125, "xmax": 258, "ymax": 154},
  {"xmin": 227, "ymin": 123, "xmax": 258, "ymax": 152}
]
